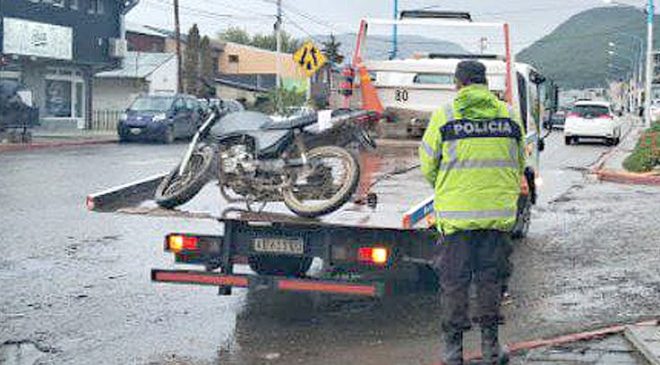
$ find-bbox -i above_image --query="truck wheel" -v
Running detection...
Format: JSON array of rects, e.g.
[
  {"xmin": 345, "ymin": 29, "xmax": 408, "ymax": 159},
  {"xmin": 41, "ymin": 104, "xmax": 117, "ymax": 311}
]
[
  {"xmin": 248, "ymin": 255, "xmax": 313, "ymax": 277},
  {"xmin": 512, "ymin": 194, "xmax": 532, "ymax": 240}
]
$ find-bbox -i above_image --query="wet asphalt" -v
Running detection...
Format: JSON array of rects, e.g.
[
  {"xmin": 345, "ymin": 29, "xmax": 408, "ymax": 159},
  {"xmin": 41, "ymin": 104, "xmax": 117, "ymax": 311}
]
[{"xmin": 0, "ymin": 129, "xmax": 659, "ymax": 365}]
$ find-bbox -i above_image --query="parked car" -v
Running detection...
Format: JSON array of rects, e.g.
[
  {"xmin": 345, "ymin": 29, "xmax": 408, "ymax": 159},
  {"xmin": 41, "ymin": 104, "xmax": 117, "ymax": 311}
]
[
  {"xmin": 564, "ymin": 101, "xmax": 622, "ymax": 146},
  {"xmin": 222, "ymin": 99, "xmax": 245, "ymax": 113},
  {"xmin": 118, "ymin": 94, "xmax": 202, "ymax": 143},
  {"xmin": 544, "ymin": 109, "xmax": 567, "ymax": 130}
]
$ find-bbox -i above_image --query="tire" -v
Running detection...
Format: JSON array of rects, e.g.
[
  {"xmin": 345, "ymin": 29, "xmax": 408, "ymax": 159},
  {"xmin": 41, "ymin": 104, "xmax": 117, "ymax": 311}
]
[
  {"xmin": 161, "ymin": 126, "xmax": 175, "ymax": 144},
  {"xmin": 248, "ymin": 255, "xmax": 312, "ymax": 277},
  {"xmin": 564, "ymin": 136, "xmax": 572, "ymax": 145},
  {"xmin": 155, "ymin": 144, "xmax": 215, "ymax": 209},
  {"xmin": 282, "ymin": 146, "xmax": 360, "ymax": 218},
  {"xmin": 511, "ymin": 194, "xmax": 532, "ymax": 240}
]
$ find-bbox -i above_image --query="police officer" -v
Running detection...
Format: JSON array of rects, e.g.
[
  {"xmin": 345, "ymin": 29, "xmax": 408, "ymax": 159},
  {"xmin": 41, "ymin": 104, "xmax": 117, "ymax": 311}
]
[{"xmin": 419, "ymin": 60, "xmax": 524, "ymax": 365}]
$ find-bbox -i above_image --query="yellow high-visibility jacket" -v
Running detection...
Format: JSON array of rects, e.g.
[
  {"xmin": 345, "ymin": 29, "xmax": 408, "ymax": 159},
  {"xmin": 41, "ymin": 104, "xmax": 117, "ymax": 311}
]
[{"xmin": 419, "ymin": 84, "xmax": 525, "ymax": 235}]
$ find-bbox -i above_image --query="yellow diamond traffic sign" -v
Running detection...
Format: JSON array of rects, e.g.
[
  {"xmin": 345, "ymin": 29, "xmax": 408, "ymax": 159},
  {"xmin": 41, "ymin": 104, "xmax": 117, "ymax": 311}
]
[{"xmin": 293, "ymin": 41, "xmax": 327, "ymax": 77}]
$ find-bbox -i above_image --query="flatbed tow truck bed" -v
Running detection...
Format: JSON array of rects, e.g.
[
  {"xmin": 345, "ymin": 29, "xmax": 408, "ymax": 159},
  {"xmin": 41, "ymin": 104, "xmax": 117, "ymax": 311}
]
[{"xmin": 88, "ymin": 141, "xmax": 442, "ymax": 298}]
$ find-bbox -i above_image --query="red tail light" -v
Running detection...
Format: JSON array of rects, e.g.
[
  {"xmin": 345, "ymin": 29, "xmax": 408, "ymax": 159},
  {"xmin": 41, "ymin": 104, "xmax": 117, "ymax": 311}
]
[
  {"xmin": 597, "ymin": 114, "xmax": 613, "ymax": 120},
  {"xmin": 166, "ymin": 234, "xmax": 199, "ymax": 253},
  {"xmin": 357, "ymin": 247, "xmax": 389, "ymax": 265},
  {"xmin": 567, "ymin": 113, "xmax": 580, "ymax": 118}
]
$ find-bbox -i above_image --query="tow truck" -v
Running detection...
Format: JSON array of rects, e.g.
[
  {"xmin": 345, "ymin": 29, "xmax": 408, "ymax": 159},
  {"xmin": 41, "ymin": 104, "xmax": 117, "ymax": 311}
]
[{"xmin": 88, "ymin": 12, "xmax": 554, "ymax": 298}]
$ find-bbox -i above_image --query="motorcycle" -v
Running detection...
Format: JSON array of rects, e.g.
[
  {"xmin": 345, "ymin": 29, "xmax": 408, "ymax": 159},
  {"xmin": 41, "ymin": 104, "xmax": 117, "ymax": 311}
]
[{"xmin": 155, "ymin": 101, "xmax": 377, "ymax": 218}]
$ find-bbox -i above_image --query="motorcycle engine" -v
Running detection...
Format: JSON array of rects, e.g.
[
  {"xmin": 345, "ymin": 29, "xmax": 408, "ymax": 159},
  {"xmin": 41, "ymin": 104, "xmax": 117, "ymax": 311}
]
[{"xmin": 220, "ymin": 144, "xmax": 257, "ymax": 176}]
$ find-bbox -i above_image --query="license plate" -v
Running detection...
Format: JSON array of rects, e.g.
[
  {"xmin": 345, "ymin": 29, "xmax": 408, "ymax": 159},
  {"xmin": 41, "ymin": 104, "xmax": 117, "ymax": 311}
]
[
  {"xmin": 253, "ymin": 237, "xmax": 304, "ymax": 255},
  {"xmin": 130, "ymin": 128, "xmax": 142, "ymax": 135}
]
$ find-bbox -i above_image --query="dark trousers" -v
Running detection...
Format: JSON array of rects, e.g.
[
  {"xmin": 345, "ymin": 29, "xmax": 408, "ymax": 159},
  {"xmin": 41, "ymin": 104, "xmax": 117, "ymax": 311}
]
[{"xmin": 433, "ymin": 230, "xmax": 512, "ymax": 332}]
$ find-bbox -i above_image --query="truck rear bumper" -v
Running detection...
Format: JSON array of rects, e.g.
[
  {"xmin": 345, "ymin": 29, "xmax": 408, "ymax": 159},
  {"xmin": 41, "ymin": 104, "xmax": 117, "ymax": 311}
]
[{"xmin": 151, "ymin": 269, "xmax": 385, "ymax": 297}]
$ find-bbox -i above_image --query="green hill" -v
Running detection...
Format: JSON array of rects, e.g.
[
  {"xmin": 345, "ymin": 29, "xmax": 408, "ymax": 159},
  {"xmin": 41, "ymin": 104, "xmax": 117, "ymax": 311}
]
[{"xmin": 518, "ymin": 6, "xmax": 659, "ymax": 89}]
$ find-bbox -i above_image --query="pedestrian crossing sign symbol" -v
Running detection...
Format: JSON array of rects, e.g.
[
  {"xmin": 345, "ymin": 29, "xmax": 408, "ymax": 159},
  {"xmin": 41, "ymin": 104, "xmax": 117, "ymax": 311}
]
[{"xmin": 293, "ymin": 41, "xmax": 327, "ymax": 77}]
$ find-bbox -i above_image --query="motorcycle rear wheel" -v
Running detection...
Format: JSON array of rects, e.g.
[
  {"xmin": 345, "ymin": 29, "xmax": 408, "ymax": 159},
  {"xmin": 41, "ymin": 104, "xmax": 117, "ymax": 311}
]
[
  {"xmin": 282, "ymin": 145, "xmax": 360, "ymax": 218},
  {"xmin": 155, "ymin": 144, "xmax": 215, "ymax": 209}
]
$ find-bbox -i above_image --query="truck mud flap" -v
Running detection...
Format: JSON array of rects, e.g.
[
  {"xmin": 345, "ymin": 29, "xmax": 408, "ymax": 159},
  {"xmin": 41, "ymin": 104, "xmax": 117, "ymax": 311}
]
[{"xmin": 151, "ymin": 269, "xmax": 385, "ymax": 297}]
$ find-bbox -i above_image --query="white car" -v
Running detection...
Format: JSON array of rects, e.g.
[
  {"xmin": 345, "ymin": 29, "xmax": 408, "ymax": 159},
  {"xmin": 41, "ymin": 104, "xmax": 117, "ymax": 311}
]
[
  {"xmin": 564, "ymin": 101, "xmax": 622, "ymax": 146},
  {"xmin": 649, "ymin": 99, "xmax": 660, "ymax": 122}
]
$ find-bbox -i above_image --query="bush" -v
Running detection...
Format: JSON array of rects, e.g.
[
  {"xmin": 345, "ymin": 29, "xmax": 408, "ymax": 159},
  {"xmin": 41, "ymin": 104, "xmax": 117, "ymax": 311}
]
[
  {"xmin": 623, "ymin": 122, "xmax": 660, "ymax": 172},
  {"xmin": 252, "ymin": 87, "xmax": 307, "ymax": 115}
]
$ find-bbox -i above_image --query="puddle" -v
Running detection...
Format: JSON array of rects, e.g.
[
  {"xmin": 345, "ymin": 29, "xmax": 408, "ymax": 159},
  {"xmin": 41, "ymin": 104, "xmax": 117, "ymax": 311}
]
[{"xmin": 0, "ymin": 341, "xmax": 47, "ymax": 365}]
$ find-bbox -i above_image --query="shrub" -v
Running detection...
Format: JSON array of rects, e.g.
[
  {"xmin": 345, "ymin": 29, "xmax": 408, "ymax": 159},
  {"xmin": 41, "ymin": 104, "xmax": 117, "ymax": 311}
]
[{"xmin": 623, "ymin": 122, "xmax": 660, "ymax": 172}]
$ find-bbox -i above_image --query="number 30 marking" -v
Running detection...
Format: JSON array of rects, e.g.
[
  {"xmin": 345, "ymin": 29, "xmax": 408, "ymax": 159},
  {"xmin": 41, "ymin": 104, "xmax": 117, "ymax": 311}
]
[{"xmin": 395, "ymin": 89, "xmax": 409, "ymax": 102}]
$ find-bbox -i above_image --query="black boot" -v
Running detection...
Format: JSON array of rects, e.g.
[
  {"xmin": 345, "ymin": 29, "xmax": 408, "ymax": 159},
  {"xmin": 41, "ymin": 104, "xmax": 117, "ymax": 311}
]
[
  {"xmin": 481, "ymin": 326, "xmax": 508, "ymax": 365},
  {"xmin": 441, "ymin": 330, "xmax": 464, "ymax": 365}
]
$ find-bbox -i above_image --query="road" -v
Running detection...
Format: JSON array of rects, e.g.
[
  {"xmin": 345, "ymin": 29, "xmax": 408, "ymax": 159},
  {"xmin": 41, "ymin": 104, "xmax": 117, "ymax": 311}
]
[{"xmin": 1, "ymin": 130, "xmax": 658, "ymax": 364}]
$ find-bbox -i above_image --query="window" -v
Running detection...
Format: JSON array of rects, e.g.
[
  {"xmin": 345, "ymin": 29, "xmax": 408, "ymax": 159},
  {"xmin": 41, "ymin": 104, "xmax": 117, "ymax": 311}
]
[
  {"xmin": 530, "ymin": 83, "xmax": 541, "ymax": 131},
  {"xmin": 75, "ymin": 82, "xmax": 84, "ymax": 118},
  {"xmin": 45, "ymin": 80, "xmax": 72, "ymax": 118},
  {"xmin": 70, "ymin": 0, "xmax": 79, "ymax": 9},
  {"xmin": 517, "ymin": 73, "xmax": 528, "ymax": 133},
  {"xmin": 228, "ymin": 55, "xmax": 239, "ymax": 63},
  {"xmin": 185, "ymin": 98, "xmax": 196, "ymax": 111},
  {"xmin": 571, "ymin": 105, "xmax": 610, "ymax": 118},
  {"xmin": 129, "ymin": 97, "xmax": 175, "ymax": 112},
  {"xmin": 88, "ymin": 0, "xmax": 103, "ymax": 14},
  {"xmin": 52, "ymin": 0, "xmax": 65, "ymax": 7},
  {"xmin": 413, "ymin": 73, "xmax": 454, "ymax": 85}
]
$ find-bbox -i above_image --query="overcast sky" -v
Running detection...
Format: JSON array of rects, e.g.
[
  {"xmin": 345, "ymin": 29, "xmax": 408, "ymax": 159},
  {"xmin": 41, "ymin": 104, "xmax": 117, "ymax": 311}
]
[{"xmin": 126, "ymin": 0, "xmax": 643, "ymax": 51}]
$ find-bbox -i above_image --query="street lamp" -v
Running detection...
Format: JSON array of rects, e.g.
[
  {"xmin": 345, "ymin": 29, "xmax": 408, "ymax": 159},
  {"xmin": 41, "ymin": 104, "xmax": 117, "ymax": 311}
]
[
  {"xmin": 610, "ymin": 35, "xmax": 645, "ymax": 111},
  {"xmin": 603, "ymin": 0, "xmax": 654, "ymax": 127}
]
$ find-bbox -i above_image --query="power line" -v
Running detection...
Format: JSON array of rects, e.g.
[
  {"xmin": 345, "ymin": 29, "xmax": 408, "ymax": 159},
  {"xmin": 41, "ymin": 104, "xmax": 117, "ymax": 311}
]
[{"xmin": 143, "ymin": 0, "xmax": 270, "ymax": 22}]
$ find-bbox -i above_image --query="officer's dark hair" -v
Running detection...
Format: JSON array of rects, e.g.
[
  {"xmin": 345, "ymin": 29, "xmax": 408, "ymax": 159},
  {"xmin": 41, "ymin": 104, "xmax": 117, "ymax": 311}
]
[{"xmin": 455, "ymin": 60, "xmax": 487, "ymax": 86}]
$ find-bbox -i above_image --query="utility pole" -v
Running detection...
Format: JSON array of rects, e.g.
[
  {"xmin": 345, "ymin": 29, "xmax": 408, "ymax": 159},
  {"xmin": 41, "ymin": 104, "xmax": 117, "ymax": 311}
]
[
  {"xmin": 390, "ymin": 0, "xmax": 398, "ymax": 59},
  {"xmin": 275, "ymin": 0, "xmax": 282, "ymax": 90},
  {"xmin": 274, "ymin": 0, "xmax": 283, "ymax": 113},
  {"xmin": 644, "ymin": 0, "xmax": 654, "ymax": 128},
  {"xmin": 173, "ymin": 0, "xmax": 183, "ymax": 93}
]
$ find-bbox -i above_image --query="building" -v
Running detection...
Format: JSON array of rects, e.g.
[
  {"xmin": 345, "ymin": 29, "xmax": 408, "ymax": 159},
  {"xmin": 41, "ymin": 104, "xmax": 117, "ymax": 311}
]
[
  {"xmin": 93, "ymin": 51, "xmax": 176, "ymax": 110},
  {"xmin": 125, "ymin": 25, "xmax": 308, "ymax": 100},
  {"xmin": 218, "ymin": 42, "xmax": 306, "ymax": 90},
  {"xmin": 126, "ymin": 23, "xmax": 166, "ymax": 53},
  {"xmin": 0, "ymin": 0, "xmax": 138, "ymax": 129}
]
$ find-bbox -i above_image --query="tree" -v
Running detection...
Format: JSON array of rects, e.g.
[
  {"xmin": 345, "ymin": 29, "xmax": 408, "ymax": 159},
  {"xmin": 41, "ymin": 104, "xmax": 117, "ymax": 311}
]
[
  {"xmin": 218, "ymin": 27, "xmax": 300, "ymax": 53},
  {"xmin": 217, "ymin": 27, "xmax": 251, "ymax": 45},
  {"xmin": 321, "ymin": 34, "xmax": 344, "ymax": 65},
  {"xmin": 183, "ymin": 24, "xmax": 201, "ymax": 95},
  {"xmin": 198, "ymin": 36, "xmax": 216, "ymax": 97}
]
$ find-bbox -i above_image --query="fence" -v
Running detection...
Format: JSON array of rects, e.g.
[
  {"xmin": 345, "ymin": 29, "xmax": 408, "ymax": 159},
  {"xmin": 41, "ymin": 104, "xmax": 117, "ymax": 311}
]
[{"xmin": 91, "ymin": 110, "xmax": 122, "ymax": 131}]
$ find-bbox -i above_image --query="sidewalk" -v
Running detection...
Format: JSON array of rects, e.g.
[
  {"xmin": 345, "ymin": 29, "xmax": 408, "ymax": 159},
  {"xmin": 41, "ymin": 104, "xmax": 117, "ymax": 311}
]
[
  {"xmin": 0, "ymin": 129, "xmax": 118, "ymax": 153},
  {"xmin": 592, "ymin": 117, "xmax": 660, "ymax": 186},
  {"xmin": 456, "ymin": 320, "xmax": 660, "ymax": 365}
]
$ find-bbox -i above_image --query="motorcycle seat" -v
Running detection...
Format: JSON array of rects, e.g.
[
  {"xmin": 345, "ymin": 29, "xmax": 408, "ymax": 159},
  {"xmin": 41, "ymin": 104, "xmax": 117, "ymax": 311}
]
[{"xmin": 264, "ymin": 114, "xmax": 318, "ymax": 130}]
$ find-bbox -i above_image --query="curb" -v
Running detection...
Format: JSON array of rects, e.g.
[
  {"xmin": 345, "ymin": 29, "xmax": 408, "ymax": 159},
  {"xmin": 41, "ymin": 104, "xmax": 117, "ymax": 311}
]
[
  {"xmin": 590, "ymin": 122, "xmax": 660, "ymax": 186},
  {"xmin": 448, "ymin": 319, "xmax": 660, "ymax": 364},
  {"xmin": 596, "ymin": 169, "xmax": 660, "ymax": 186},
  {"xmin": 0, "ymin": 138, "xmax": 117, "ymax": 153}
]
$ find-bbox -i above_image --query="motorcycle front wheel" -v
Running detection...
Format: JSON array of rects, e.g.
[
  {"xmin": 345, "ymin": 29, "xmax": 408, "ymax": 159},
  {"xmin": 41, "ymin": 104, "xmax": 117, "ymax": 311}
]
[
  {"xmin": 282, "ymin": 145, "xmax": 360, "ymax": 218},
  {"xmin": 155, "ymin": 144, "xmax": 215, "ymax": 209}
]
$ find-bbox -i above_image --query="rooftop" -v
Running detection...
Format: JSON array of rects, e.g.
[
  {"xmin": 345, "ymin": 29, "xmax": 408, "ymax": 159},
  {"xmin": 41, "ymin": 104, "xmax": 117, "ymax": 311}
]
[{"xmin": 95, "ymin": 52, "xmax": 174, "ymax": 79}]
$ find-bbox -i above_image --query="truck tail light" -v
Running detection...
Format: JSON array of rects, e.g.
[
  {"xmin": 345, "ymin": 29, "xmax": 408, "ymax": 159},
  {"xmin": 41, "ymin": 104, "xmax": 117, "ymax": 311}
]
[
  {"xmin": 166, "ymin": 234, "xmax": 199, "ymax": 253},
  {"xmin": 357, "ymin": 247, "xmax": 389, "ymax": 265}
]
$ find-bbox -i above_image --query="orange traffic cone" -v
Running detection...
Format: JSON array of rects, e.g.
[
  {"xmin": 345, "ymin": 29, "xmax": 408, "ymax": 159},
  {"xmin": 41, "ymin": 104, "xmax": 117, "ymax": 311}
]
[{"xmin": 357, "ymin": 64, "xmax": 384, "ymax": 114}]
